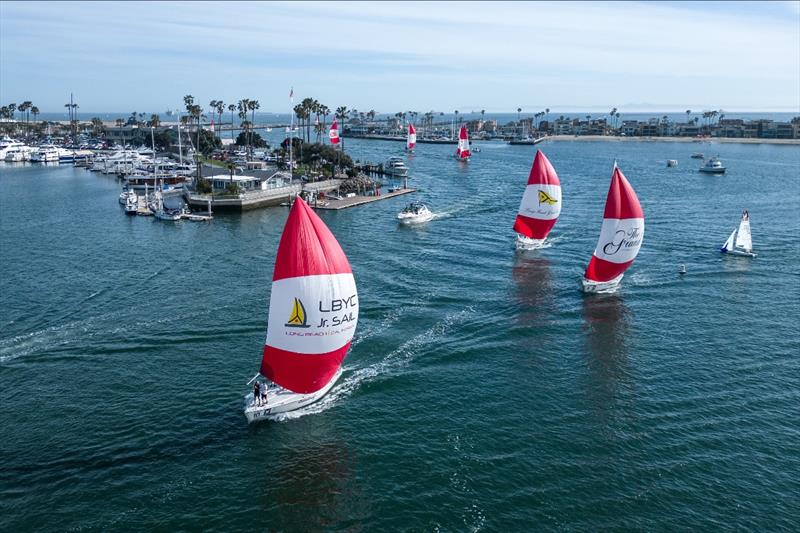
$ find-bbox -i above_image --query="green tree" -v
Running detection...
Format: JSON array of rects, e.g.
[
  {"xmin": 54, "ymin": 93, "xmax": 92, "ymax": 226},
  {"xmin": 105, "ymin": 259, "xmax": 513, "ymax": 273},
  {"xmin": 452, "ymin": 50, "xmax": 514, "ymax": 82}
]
[
  {"xmin": 198, "ymin": 128, "xmax": 221, "ymax": 155},
  {"xmin": 149, "ymin": 114, "xmax": 161, "ymax": 128},
  {"xmin": 235, "ymin": 131, "xmax": 267, "ymax": 148}
]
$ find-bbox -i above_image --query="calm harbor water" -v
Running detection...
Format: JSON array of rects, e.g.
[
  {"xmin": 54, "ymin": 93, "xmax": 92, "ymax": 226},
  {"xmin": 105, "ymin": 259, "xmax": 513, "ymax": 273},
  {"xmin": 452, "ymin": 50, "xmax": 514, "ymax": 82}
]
[{"xmin": 1, "ymin": 139, "xmax": 799, "ymax": 530}]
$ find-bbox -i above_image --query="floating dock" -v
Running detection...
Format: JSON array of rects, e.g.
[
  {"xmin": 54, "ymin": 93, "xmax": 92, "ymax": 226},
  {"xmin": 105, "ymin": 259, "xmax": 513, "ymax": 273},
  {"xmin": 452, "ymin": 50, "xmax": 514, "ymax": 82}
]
[{"xmin": 315, "ymin": 188, "xmax": 416, "ymax": 210}]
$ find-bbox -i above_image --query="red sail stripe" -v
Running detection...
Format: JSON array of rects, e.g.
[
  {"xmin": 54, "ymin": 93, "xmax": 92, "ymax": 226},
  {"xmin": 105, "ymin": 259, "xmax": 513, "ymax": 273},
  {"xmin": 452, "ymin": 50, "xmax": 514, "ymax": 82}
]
[
  {"xmin": 604, "ymin": 167, "xmax": 643, "ymax": 219},
  {"xmin": 527, "ymin": 150, "xmax": 560, "ymax": 186},
  {"xmin": 261, "ymin": 342, "xmax": 350, "ymax": 393},
  {"xmin": 584, "ymin": 255, "xmax": 633, "ymax": 282},
  {"xmin": 459, "ymin": 125, "xmax": 468, "ymax": 139},
  {"xmin": 513, "ymin": 214, "xmax": 557, "ymax": 240},
  {"xmin": 273, "ymin": 198, "xmax": 352, "ymax": 281}
]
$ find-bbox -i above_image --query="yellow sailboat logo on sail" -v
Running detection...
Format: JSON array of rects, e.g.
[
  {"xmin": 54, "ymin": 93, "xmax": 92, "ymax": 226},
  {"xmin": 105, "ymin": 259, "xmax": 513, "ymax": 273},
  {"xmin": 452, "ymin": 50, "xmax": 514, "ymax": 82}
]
[
  {"xmin": 285, "ymin": 298, "xmax": 310, "ymax": 328},
  {"xmin": 538, "ymin": 190, "xmax": 558, "ymax": 205}
]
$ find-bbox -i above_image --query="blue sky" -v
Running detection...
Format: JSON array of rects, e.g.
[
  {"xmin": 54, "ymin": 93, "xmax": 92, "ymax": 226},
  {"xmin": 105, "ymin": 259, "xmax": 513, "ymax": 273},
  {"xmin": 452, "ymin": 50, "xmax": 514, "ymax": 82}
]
[{"xmin": 1, "ymin": 1, "xmax": 798, "ymax": 113}]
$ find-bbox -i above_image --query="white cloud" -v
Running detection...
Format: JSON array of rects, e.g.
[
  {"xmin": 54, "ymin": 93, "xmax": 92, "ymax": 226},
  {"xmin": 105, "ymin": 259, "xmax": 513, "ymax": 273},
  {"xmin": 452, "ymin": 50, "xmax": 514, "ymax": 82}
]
[{"xmin": 1, "ymin": 1, "xmax": 798, "ymax": 112}]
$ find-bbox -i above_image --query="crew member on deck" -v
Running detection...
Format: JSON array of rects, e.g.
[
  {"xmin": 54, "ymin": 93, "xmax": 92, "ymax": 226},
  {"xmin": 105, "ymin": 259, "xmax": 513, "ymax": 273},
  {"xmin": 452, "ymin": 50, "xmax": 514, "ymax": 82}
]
[{"xmin": 254, "ymin": 381, "xmax": 261, "ymax": 406}]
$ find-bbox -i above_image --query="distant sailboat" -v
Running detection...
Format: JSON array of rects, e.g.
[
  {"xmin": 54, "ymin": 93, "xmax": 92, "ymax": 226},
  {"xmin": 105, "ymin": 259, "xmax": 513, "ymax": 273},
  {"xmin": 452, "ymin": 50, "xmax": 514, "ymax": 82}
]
[
  {"xmin": 406, "ymin": 123, "xmax": 416, "ymax": 152},
  {"xmin": 455, "ymin": 125, "xmax": 471, "ymax": 161},
  {"xmin": 329, "ymin": 118, "xmax": 340, "ymax": 145},
  {"xmin": 721, "ymin": 210, "xmax": 756, "ymax": 257},
  {"xmin": 581, "ymin": 163, "xmax": 645, "ymax": 293},
  {"xmin": 513, "ymin": 150, "xmax": 561, "ymax": 250},
  {"xmin": 244, "ymin": 197, "xmax": 358, "ymax": 422}
]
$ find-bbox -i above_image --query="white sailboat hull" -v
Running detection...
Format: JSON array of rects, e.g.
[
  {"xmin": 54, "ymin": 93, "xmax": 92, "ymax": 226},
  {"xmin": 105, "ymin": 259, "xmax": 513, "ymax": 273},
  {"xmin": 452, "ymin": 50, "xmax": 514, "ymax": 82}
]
[
  {"xmin": 243, "ymin": 368, "xmax": 343, "ymax": 423},
  {"xmin": 515, "ymin": 234, "xmax": 549, "ymax": 250},
  {"xmin": 722, "ymin": 249, "xmax": 757, "ymax": 258},
  {"xmin": 581, "ymin": 273, "xmax": 624, "ymax": 294}
]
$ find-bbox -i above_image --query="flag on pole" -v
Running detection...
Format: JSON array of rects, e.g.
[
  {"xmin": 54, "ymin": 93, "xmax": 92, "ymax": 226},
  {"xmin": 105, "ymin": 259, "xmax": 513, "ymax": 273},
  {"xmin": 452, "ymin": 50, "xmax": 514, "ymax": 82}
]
[{"xmin": 289, "ymin": 87, "xmax": 294, "ymax": 101}]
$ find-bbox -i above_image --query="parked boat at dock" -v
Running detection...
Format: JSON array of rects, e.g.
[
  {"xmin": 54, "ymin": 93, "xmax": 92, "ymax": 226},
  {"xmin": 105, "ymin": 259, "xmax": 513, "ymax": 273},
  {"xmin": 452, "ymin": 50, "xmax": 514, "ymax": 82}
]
[{"xmin": 383, "ymin": 156, "xmax": 409, "ymax": 177}]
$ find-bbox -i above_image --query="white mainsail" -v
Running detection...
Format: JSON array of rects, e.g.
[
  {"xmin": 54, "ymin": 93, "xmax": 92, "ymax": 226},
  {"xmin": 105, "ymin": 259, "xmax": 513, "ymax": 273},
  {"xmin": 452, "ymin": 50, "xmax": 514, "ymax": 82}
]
[{"xmin": 735, "ymin": 217, "xmax": 752, "ymax": 252}]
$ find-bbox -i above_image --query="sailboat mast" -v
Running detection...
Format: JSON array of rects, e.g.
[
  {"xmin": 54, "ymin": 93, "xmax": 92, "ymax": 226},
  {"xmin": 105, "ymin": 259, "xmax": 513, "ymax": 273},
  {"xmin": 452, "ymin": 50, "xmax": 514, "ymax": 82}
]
[
  {"xmin": 177, "ymin": 113, "xmax": 183, "ymax": 166},
  {"xmin": 151, "ymin": 126, "xmax": 156, "ymax": 184}
]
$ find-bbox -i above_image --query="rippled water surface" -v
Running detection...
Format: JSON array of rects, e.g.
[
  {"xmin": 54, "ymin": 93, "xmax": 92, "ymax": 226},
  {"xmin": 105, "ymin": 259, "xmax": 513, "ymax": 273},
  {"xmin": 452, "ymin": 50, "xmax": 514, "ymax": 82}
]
[{"xmin": 2, "ymin": 138, "xmax": 799, "ymax": 530}]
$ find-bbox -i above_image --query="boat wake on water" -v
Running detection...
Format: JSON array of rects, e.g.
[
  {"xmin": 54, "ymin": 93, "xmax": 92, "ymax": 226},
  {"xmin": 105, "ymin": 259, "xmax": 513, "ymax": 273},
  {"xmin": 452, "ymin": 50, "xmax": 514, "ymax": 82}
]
[{"xmin": 268, "ymin": 306, "xmax": 476, "ymax": 422}]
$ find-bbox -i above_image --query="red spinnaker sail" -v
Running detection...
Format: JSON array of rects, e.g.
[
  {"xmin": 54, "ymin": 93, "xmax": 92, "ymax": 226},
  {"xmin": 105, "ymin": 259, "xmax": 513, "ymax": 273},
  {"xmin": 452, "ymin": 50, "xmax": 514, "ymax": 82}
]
[
  {"xmin": 456, "ymin": 126, "xmax": 471, "ymax": 158},
  {"xmin": 329, "ymin": 119, "xmax": 340, "ymax": 145},
  {"xmin": 513, "ymin": 150, "xmax": 562, "ymax": 239},
  {"xmin": 584, "ymin": 166, "xmax": 645, "ymax": 282},
  {"xmin": 407, "ymin": 124, "xmax": 416, "ymax": 150},
  {"xmin": 260, "ymin": 198, "xmax": 358, "ymax": 393}
]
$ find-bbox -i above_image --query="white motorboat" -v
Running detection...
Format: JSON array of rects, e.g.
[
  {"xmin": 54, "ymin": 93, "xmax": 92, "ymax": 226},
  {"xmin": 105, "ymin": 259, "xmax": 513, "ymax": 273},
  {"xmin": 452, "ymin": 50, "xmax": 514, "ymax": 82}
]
[
  {"xmin": 720, "ymin": 210, "xmax": 756, "ymax": 257},
  {"xmin": 31, "ymin": 145, "xmax": 60, "ymax": 162},
  {"xmin": 124, "ymin": 192, "xmax": 139, "ymax": 215},
  {"xmin": 667, "ymin": 159, "xmax": 678, "ymax": 167},
  {"xmin": 0, "ymin": 140, "xmax": 25, "ymax": 159},
  {"xmin": 384, "ymin": 156, "xmax": 409, "ymax": 177},
  {"xmin": 397, "ymin": 202, "xmax": 433, "ymax": 224},
  {"xmin": 243, "ymin": 197, "xmax": 358, "ymax": 422},
  {"xmin": 699, "ymin": 156, "xmax": 726, "ymax": 174},
  {"xmin": 119, "ymin": 188, "xmax": 137, "ymax": 205},
  {"xmin": 4, "ymin": 145, "xmax": 34, "ymax": 162}
]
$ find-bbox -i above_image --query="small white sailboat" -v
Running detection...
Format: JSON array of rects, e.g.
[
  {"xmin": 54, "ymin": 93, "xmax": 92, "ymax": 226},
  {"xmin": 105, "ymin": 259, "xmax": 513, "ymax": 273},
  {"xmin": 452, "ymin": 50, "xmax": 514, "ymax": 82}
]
[
  {"xmin": 581, "ymin": 163, "xmax": 645, "ymax": 293},
  {"xmin": 455, "ymin": 125, "xmax": 471, "ymax": 161},
  {"xmin": 720, "ymin": 210, "xmax": 756, "ymax": 257},
  {"xmin": 514, "ymin": 149, "xmax": 561, "ymax": 250},
  {"xmin": 244, "ymin": 197, "xmax": 358, "ymax": 422},
  {"xmin": 397, "ymin": 202, "xmax": 433, "ymax": 224}
]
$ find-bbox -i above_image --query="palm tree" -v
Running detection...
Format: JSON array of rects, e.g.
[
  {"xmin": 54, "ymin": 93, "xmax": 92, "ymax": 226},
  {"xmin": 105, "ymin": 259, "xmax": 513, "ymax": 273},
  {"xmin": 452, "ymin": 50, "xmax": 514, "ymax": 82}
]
[
  {"xmin": 18, "ymin": 101, "xmax": 31, "ymax": 138},
  {"xmin": 685, "ymin": 109, "xmax": 691, "ymax": 124},
  {"xmin": 31, "ymin": 106, "xmax": 39, "ymax": 126},
  {"xmin": 248, "ymin": 99, "xmax": 260, "ymax": 149},
  {"xmin": 228, "ymin": 103, "xmax": 236, "ymax": 141},
  {"xmin": 90, "ymin": 117, "xmax": 104, "ymax": 136},
  {"xmin": 214, "ymin": 100, "xmax": 225, "ymax": 135},
  {"xmin": 115, "ymin": 118, "xmax": 125, "ymax": 128},
  {"xmin": 517, "ymin": 107, "xmax": 522, "ymax": 136},
  {"xmin": 335, "ymin": 106, "xmax": 349, "ymax": 151},
  {"xmin": 149, "ymin": 114, "xmax": 161, "ymax": 128}
]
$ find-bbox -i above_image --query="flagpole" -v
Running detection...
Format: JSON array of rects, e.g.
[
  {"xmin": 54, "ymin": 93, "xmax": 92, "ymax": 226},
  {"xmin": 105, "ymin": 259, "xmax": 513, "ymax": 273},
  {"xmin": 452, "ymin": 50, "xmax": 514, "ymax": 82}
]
[{"xmin": 289, "ymin": 87, "xmax": 294, "ymax": 183}]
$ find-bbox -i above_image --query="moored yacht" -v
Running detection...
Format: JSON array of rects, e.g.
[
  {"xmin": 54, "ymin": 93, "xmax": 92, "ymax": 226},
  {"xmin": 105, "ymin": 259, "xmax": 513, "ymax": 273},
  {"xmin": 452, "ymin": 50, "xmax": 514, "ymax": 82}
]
[
  {"xmin": 384, "ymin": 156, "xmax": 409, "ymax": 177},
  {"xmin": 4, "ymin": 145, "xmax": 34, "ymax": 162},
  {"xmin": 0, "ymin": 140, "xmax": 25, "ymax": 159}
]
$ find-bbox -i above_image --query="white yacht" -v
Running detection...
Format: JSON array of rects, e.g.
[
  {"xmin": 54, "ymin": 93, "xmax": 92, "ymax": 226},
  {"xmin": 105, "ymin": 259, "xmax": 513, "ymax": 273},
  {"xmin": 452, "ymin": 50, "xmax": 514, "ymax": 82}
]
[
  {"xmin": 31, "ymin": 145, "xmax": 60, "ymax": 162},
  {"xmin": 699, "ymin": 156, "xmax": 726, "ymax": 174},
  {"xmin": 4, "ymin": 145, "xmax": 34, "ymax": 162},
  {"xmin": 384, "ymin": 156, "xmax": 409, "ymax": 177},
  {"xmin": 397, "ymin": 202, "xmax": 433, "ymax": 224},
  {"xmin": 0, "ymin": 139, "xmax": 25, "ymax": 159}
]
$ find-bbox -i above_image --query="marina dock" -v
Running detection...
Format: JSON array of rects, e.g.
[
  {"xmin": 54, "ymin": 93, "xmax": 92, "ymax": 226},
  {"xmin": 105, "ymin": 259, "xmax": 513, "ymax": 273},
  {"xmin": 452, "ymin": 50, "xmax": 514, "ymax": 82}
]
[{"xmin": 315, "ymin": 187, "xmax": 416, "ymax": 210}]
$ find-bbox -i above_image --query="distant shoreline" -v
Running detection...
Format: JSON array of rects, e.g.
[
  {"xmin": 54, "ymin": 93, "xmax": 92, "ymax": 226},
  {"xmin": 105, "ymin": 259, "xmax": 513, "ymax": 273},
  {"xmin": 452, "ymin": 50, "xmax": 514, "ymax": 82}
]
[{"xmin": 541, "ymin": 135, "xmax": 800, "ymax": 145}]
